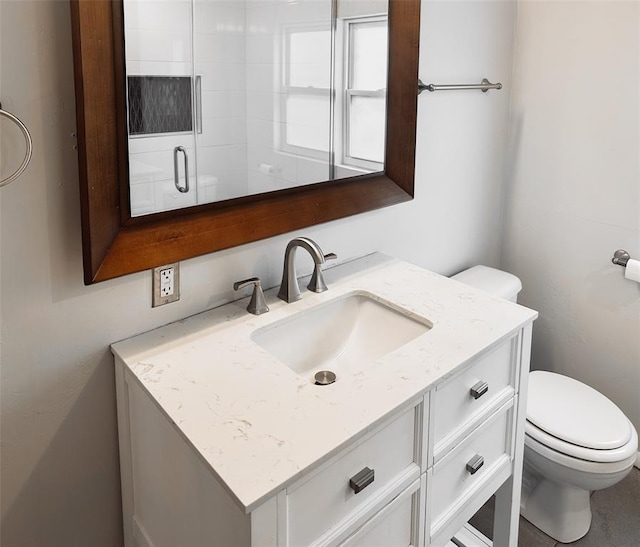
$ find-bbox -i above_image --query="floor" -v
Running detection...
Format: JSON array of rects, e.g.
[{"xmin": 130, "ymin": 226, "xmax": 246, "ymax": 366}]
[{"xmin": 468, "ymin": 468, "xmax": 640, "ymax": 547}]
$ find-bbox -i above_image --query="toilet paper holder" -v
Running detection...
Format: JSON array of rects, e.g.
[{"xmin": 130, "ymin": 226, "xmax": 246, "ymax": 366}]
[{"xmin": 612, "ymin": 249, "xmax": 631, "ymax": 267}]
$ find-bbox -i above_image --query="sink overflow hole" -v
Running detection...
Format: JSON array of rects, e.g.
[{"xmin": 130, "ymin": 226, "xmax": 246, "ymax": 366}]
[{"xmin": 314, "ymin": 370, "xmax": 337, "ymax": 385}]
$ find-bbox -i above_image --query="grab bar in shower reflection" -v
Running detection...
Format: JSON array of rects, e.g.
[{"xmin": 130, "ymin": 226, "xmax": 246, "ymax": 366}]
[
  {"xmin": 418, "ymin": 78, "xmax": 503, "ymax": 95},
  {"xmin": 0, "ymin": 103, "xmax": 33, "ymax": 188}
]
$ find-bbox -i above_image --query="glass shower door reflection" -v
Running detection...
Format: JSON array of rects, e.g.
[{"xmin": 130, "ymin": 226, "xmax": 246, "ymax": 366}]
[{"xmin": 123, "ymin": 0, "xmax": 198, "ymax": 217}]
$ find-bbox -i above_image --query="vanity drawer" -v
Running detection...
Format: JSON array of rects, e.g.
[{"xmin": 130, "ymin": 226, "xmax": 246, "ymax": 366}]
[
  {"xmin": 286, "ymin": 406, "xmax": 419, "ymax": 547},
  {"xmin": 429, "ymin": 399, "xmax": 514, "ymax": 541},
  {"xmin": 432, "ymin": 336, "xmax": 517, "ymax": 460},
  {"xmin": 339, "ymin": 477, "xmax": 423, "ymax": 547}
]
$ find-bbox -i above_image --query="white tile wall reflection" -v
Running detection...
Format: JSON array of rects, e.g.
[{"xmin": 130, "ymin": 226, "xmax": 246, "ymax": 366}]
[{"xmin": 125, "ymin": 0, "xmax": 367, "ymax": 216}]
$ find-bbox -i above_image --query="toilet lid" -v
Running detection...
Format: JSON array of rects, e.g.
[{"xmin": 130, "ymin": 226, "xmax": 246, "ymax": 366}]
[{"xmin": 527, "ymin": 371, "xmax": 632, "ymax": 450}]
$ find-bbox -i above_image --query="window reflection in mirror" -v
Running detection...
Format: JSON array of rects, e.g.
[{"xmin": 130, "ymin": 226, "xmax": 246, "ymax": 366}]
[{"xmin": 122, "ymin": 0, "xmax": 389, "ymax": 217}]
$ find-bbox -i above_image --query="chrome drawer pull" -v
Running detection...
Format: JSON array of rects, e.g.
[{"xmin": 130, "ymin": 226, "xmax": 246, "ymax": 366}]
[
  {"xmin": 466, "ymin": 454, "xmax": 484, "ymax": 475},
  {"xmin": 470, "ymin": 381, "xmax": 489, "ymax": 399},
  {"xmin": 349, "ymin": 467, "xmax": 375, "ymax": 494}
]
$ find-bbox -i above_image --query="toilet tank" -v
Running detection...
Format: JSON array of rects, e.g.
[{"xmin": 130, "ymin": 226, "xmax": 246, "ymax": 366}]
[{"xmin": 451, "ymin": 265, "xmax": 522, "ymax": 302}]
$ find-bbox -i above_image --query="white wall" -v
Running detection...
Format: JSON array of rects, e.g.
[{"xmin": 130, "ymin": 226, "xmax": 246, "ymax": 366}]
[
  {"xmin": 0, "ymin": 1, "xmax": 515, "ymax": 545},
  {"xmin": 502, "ymin": 1, "xmax": 640, "ymax": 435}
]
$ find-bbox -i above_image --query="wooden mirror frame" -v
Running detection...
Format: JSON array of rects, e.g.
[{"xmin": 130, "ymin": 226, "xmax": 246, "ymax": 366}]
[{"xmin": 70, "ymin": 0, "xmax": 421, "ymax": 284}]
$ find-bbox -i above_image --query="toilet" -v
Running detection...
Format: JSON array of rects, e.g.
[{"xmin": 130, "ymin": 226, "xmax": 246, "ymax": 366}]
[{"xmin": 452, "ymin": 265, "xmax": 639, "ymax": 544}]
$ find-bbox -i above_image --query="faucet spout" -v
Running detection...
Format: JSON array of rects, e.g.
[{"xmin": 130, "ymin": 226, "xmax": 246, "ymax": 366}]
[{"xmin": 277, "ymin": 237, "xmax": 334, "ymax": 303}]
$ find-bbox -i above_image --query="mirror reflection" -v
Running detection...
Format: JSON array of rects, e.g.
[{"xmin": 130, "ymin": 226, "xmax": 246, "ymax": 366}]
[{"xmin": 123, "ymin": 0, "xmax": 389, "ymax": 216}]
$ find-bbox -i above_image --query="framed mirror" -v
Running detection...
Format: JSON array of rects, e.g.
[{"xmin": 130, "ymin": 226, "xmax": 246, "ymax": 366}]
[{"xmin": 70, "ymin": 0, "xmax": 420, "ymax": 284}]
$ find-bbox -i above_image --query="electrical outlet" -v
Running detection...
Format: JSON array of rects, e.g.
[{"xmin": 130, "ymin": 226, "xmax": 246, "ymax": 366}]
[
  {"xmin": 160, "ymin": 267, "xmax": 174, "ymax": 297},
  {"xmin": 152, "ymin": 263, "xmax": 180, "ymax": 307}
]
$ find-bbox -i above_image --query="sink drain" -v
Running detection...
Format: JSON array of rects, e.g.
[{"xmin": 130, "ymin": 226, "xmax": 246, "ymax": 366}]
[{"xmin": 314, "ymin": 370, "xmax": 336, "ymax": 385}]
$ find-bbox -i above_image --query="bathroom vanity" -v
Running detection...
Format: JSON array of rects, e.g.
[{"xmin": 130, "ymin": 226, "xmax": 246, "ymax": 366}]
[{"xmin": 112, "ymin": 254, "xmax": 537, "ymax": 547}]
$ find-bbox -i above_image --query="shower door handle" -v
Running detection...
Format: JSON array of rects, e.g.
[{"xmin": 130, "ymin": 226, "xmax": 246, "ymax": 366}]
[
  {"xmin": 173, "ymin": 146, "xmax": 190, "ymax": 193},
  {"xmin": 195, "ymin": 75, "xmax": 202, "ymax": 135}
]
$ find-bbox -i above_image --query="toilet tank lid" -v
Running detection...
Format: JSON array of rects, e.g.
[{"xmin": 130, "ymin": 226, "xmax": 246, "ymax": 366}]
[
  {"xmin": 451, "ymin": 265, "xmax": 522, "ymax": 300},
  {"xmin": 528, "ymin": 371, "xmax": 632, "ymax": 450}
]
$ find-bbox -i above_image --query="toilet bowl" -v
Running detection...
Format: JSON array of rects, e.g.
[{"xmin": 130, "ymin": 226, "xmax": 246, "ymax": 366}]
[
  {"xmin": 451, "ymin": 265, "xmax": 639, "ymax": 544},
  {"xmin": 520, "ymin": 370, "xmax": 637, "ymax": 543}
]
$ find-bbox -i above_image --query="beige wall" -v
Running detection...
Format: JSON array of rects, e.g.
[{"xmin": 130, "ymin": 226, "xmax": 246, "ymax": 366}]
[
  {"xmin": 0, "ymin": 1, "xmax": 516, "ymax": 545},
  {"xmin": 502, "ymin": 0, "xmax": 640, "ymax": 437}
]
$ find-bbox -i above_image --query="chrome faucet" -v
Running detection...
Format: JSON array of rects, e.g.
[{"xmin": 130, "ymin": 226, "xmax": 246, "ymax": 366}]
[{"xmin": 277, "ymin": 237, "xmax": 336, "ymax": 303}]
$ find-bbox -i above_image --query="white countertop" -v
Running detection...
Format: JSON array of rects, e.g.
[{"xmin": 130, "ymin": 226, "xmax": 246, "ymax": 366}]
[{"xmin": 111, "ymin": 254, "xmax": 537, "ymax": 513}]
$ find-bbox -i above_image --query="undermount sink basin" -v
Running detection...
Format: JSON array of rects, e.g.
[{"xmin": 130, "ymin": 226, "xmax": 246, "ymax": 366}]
[{"xmin": 251, "ymin": 292, "xmax": 432, "ymax": 380}]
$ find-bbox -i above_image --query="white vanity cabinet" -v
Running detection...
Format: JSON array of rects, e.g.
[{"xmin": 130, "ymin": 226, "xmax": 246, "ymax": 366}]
[{"xmin": 112, "ymin": 255, "xmax": 536, "ymax": 547}]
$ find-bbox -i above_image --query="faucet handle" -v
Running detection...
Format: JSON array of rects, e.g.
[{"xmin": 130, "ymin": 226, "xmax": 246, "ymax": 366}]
[
  {"xmin": 307, "ymin": 252, "xmax": 337, "ymax": 293},
  {"xmin": 233, "ymin": 277, "xmax": 269, "ymax": 315}
]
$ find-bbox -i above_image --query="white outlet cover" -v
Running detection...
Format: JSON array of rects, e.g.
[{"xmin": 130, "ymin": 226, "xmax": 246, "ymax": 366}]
[{"xmin": 153, "ymin": 263, "xmax": 180, "ymax": 307}]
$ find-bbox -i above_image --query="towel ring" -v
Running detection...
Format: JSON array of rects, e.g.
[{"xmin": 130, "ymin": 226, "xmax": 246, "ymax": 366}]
[{"xmin": 0, "ymin": 104, "xmax": 33, "ymax": 188}]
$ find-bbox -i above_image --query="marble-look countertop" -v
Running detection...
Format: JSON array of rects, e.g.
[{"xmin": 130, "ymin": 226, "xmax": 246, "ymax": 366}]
[{"xmin": 111, "ymin": 253, "xmax": 537, "ymax": 513}]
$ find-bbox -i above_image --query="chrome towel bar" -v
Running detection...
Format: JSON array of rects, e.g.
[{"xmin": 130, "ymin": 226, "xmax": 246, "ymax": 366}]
[
  {"xmin": 418, "ymin": 78, "xmax": 502, "ymax": 95},
  {"xmin": 0, "ymin": 103, "xmax": 33, "ymax": 188}
]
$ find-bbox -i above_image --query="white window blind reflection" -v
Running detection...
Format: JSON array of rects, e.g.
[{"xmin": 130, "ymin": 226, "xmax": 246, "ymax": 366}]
[
  {"xmin": 282, "ymin": 25, "xmax": 332, "ymax": 158},
  {"xmin": 348, "ymin": 95, "xmax": 385, "ymax": 163},
  {"xmin": 288, "ymin": 30, "xmax": 331, "ymax": 88},
  {"xmin": 351, "ymin": 22, "xmax": 388, "ymax": 90},
  {"xmin": 285, "ymin": 94, "xmax": 331, "ymax": 152},
  {"xmin": 344, "ymin": 16, "xmax": 388, "ymax": 168}
]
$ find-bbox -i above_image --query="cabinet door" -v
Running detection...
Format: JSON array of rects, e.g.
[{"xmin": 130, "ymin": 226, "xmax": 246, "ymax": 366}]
[{"xmin": 339, "ymin": 477, "xmax": 424, "ymax": 547}]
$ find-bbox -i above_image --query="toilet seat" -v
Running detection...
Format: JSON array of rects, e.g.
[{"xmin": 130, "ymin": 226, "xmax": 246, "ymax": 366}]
[
  {"xmin": 525, "ymin": 419, "xmax": 638, "ymax": 463},
  {"xmin": 526, "ymin": 371, "xmax": 636, "ymax": 463}
]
